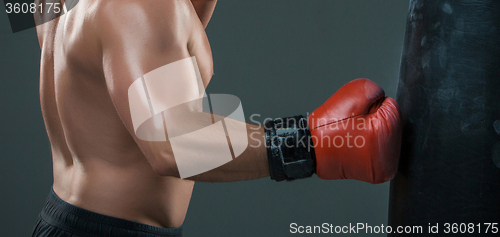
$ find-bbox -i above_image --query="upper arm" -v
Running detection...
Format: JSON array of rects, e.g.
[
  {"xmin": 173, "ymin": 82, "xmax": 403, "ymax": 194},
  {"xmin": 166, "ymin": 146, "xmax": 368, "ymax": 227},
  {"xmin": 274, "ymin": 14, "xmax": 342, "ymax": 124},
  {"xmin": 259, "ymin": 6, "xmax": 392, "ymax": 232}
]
[{"xmin": 97, "ymin": 0, "xmax": 211, "ymax": 176}]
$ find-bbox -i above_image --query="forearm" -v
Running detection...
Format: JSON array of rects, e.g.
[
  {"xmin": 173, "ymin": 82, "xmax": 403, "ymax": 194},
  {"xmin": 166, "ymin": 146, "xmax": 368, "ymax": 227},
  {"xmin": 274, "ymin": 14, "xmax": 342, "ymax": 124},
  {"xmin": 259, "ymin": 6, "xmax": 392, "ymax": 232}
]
[
  {"xmin": 191, "ymin": 0, "xmax": 217, "ymax": 28},
  {"xmin": 187, "ymin": 124, "xmax": 269, "ymax": 182},
  {"xmin": 146, "ymin": 108, "xmax": 269, "ymax": 182}
]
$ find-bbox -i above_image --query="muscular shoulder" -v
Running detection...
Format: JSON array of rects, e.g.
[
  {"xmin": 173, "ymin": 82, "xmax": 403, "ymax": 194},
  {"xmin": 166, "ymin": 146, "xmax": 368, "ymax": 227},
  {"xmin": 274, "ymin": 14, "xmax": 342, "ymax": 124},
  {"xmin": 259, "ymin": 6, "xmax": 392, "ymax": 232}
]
[{"xmin": 95, "ymin": 0, "xmax": 195, "ymax": 48}]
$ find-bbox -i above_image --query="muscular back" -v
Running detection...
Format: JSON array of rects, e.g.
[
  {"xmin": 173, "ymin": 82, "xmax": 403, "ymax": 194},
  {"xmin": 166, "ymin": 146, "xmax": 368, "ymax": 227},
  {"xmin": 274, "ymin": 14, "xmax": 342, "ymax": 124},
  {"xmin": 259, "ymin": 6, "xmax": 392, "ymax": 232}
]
[{"xmin": 36, "ymin": 0, "xmax": 212, "ymax": 228}]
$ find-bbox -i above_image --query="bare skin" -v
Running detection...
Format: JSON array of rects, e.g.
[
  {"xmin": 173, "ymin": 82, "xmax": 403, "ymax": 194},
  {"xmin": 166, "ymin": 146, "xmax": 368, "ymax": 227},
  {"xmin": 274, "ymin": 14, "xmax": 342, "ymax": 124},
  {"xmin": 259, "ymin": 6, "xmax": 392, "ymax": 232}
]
[{"xmin": 36, "ymin": 0, "xmax": 269, "ymax": 229}]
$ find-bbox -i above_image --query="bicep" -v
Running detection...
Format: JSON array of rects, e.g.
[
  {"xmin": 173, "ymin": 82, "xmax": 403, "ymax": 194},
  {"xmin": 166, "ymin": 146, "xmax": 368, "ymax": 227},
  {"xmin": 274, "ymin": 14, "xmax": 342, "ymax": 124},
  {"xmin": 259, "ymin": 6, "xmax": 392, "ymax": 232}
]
[{"xmin": 99, "ymin": 4, "xmax": 198, "ymax": 176}]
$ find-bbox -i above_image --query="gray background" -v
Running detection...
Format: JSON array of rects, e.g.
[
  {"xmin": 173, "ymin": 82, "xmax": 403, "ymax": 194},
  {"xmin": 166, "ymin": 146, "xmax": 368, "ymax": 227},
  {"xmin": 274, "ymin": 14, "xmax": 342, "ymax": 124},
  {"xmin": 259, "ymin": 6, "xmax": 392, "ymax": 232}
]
[{"xmin": 0, "ymin": 1, "xmax": 409, "ymax": 236}]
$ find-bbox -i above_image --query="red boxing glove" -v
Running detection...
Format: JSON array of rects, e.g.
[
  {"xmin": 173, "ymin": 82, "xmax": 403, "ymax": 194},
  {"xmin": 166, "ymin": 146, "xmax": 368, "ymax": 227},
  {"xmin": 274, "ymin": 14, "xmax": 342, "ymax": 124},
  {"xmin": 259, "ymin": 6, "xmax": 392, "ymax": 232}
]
[{"xmin": 309, "ymin": 78, "xmax": 402, "ymax": 184}]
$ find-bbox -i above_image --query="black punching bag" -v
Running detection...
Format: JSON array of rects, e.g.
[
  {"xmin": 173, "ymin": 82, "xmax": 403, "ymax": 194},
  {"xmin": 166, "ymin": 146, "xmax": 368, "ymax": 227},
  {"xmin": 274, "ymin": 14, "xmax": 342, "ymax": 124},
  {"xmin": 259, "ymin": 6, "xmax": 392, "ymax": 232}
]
[{"xmin": 389, "ymin": 0, "xmax": 500, "ymax": 235}]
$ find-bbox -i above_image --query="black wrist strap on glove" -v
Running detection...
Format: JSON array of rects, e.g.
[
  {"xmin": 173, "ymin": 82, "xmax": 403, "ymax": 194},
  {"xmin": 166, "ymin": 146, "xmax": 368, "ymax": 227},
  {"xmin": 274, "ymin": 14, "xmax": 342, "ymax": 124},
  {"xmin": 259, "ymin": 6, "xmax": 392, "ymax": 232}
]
[{"xmin": 264, "ymin": 115, "xmax": 316, "ymax": 181}]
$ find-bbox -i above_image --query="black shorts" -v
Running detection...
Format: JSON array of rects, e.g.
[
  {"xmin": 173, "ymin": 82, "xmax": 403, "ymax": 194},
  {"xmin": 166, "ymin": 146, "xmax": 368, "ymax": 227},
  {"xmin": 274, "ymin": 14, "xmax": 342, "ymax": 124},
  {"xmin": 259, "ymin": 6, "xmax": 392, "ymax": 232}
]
[{"xmin": 32, "ymin": 189, "xmax": 183, "ymax": 237}]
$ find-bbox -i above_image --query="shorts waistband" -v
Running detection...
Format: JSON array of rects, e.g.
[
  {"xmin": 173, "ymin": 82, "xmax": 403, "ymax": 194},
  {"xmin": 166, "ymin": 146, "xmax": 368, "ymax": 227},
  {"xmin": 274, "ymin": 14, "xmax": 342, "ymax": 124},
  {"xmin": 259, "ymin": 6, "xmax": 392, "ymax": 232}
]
[{"xmin": 39, "ymin": 188, "xmax": 182, "ymax": 237}]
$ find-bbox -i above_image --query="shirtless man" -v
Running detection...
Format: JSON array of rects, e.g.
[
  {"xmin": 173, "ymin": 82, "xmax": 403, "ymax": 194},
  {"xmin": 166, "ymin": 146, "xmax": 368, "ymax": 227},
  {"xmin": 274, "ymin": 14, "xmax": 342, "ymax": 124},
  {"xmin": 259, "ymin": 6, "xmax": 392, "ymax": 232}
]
[{"xmin": 32, "ymin": 0, "xmax": 402, "ymax": 236}]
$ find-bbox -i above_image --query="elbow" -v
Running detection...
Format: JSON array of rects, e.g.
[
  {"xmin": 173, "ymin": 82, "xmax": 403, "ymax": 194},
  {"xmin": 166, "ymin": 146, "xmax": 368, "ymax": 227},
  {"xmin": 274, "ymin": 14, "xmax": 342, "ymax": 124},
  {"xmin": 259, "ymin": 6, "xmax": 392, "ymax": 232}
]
[{"xmin": 150, "ymin": 153, "xmax": 180, "ymax": 178}]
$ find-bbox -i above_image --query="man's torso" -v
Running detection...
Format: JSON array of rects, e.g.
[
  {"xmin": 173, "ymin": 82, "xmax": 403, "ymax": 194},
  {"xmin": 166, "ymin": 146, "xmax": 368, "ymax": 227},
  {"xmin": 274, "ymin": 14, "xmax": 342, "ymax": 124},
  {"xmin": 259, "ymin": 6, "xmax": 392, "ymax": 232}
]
[{"xmin": 36, "ymin": 0, "xmax": 212, "ymax": 228}]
